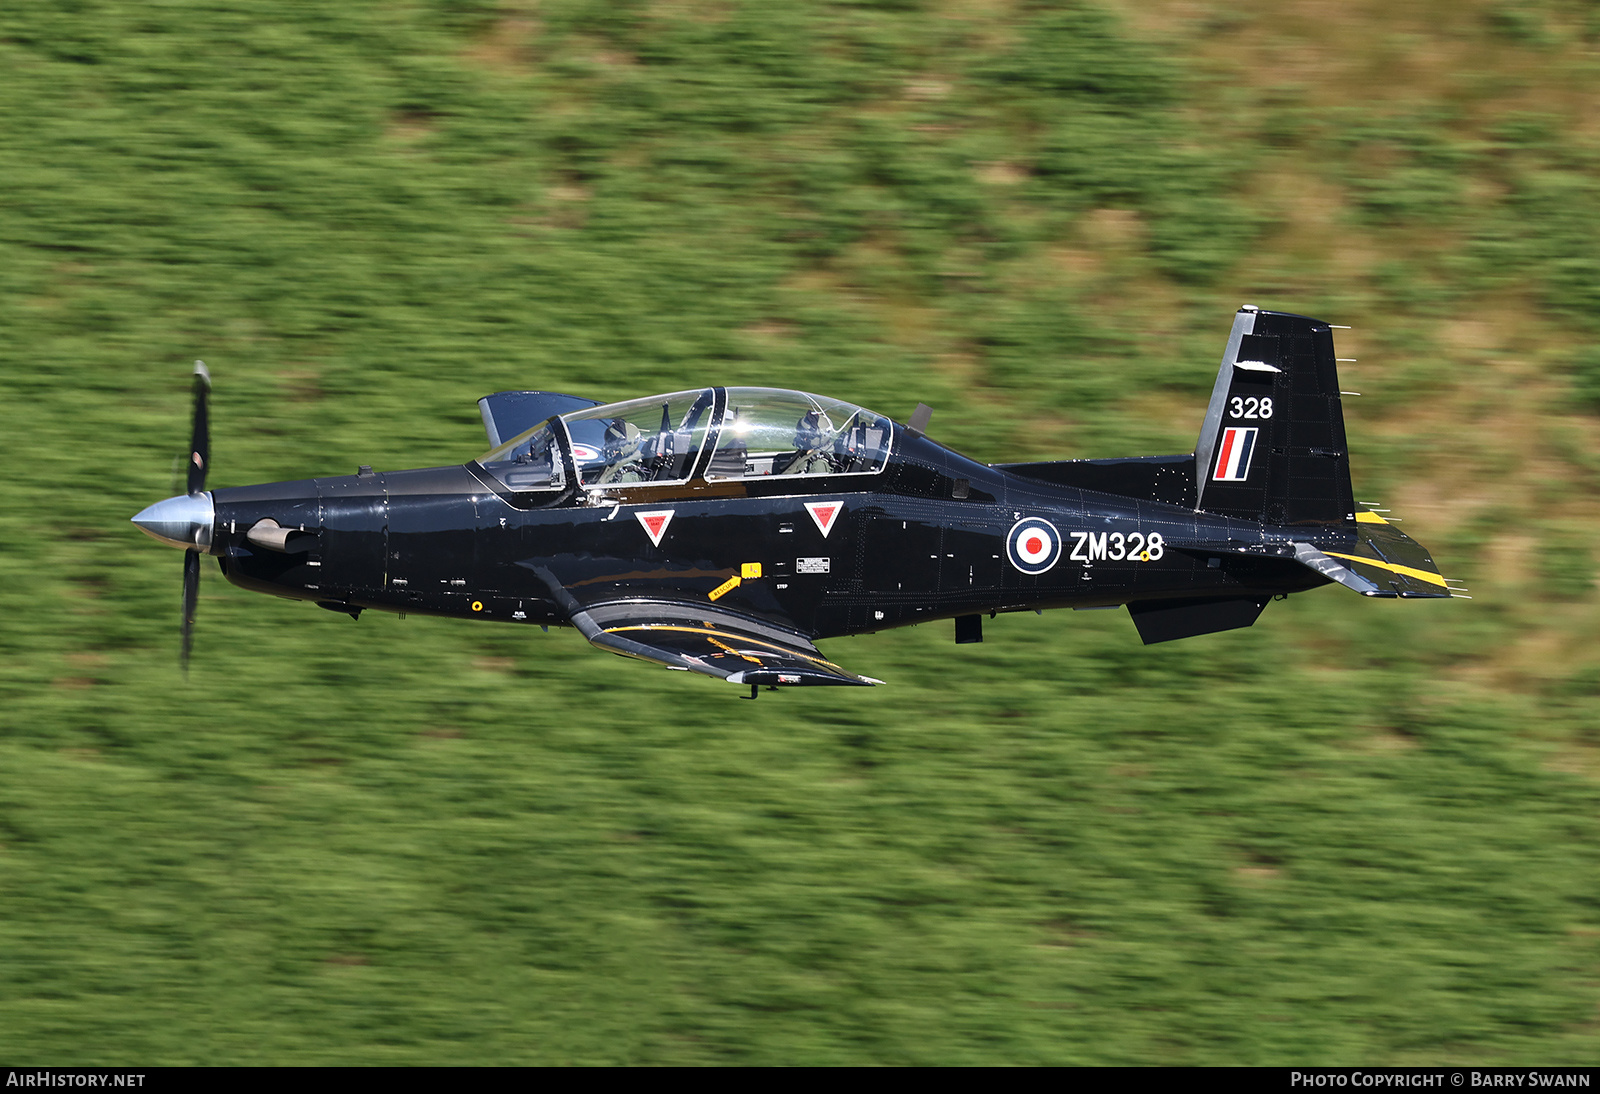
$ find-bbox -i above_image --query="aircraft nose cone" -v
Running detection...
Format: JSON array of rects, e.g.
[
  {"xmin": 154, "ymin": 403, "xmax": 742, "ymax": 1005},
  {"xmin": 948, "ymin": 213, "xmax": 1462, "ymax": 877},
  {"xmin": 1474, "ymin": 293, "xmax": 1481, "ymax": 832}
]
[{"xmin": 132, "ymin": 492, "xmax": 214, "ymax": 552}]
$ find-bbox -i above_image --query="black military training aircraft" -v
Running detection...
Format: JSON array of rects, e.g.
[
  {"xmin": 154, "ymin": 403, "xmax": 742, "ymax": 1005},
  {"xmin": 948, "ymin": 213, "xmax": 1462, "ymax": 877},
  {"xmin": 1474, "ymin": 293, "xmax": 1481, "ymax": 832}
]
[{"xmin": 133, "ymin": 306, "xmax": 1462, "ymax": 695}]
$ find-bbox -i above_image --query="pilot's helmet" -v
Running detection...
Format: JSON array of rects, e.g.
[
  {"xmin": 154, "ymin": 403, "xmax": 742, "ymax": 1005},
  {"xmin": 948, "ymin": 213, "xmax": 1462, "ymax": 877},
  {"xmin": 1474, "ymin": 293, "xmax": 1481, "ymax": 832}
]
[
  {"xmin": 794, "ymin": 408, "xmax": 832, "ymax": 450},
  {"xmin": 603, "ymin": 418, "xmax": 631, "ymax": 458}
]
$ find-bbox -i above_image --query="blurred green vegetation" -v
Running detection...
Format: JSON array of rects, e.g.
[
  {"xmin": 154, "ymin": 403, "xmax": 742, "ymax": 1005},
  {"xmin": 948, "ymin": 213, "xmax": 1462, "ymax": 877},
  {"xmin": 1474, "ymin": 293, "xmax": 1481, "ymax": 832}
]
[{"xmin": 3, "ymin": 0, "xmax": 1600, "ymax": 1065}]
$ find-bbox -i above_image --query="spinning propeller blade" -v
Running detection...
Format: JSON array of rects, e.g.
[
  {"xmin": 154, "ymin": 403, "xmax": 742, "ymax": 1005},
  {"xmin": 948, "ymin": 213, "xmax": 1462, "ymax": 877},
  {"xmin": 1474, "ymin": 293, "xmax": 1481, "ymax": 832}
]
[
  {"xmin": 182, "ymin": 361, "xmax": 209, "ymax": 674},
  {"xmin": 187, "ymin": 361, "xmax": 210, "ymax": 496},
  {"xmin": 182, "ymin": 546, "xmax": 200, "ymax": 673},
  {"xmin": 131, "ymin": 361, "xmax": 215, "ymax": 674}
]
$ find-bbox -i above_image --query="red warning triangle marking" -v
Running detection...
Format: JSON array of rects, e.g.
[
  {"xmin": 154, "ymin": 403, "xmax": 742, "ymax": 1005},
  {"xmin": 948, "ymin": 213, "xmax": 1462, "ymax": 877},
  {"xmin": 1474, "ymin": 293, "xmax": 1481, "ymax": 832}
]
[
  {"xmin": 636, "ymin": 509, "xmax": 674, "ymax": 547},
  {"xmin": 804, "ymin": 501, "xmax": 841, "ymax": 538}
]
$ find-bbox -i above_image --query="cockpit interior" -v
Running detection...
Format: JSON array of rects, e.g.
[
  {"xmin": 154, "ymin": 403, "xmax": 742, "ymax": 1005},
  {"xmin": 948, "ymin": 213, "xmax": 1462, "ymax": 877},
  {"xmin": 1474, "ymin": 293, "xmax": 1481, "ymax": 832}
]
[{"xmin": 477, "ymin": 387, "xmax": 893, "ymax": 495}]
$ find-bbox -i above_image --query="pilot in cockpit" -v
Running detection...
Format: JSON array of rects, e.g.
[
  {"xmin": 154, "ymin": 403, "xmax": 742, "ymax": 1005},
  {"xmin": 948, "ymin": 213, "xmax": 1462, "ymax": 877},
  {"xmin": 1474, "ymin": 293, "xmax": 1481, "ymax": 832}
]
[
  {"xmin": 786, "ymin": 407, "xmax": 839, "ymax": 475},
  {"xmin": 599, "ymin": 417, "xmax": 647, "ymax": 483}
]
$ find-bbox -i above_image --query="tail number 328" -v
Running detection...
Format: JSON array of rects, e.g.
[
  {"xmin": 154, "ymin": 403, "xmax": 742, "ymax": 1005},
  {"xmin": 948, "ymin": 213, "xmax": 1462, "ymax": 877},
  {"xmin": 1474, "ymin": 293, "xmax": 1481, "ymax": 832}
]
[
  {"xmin": 1230, "ymin": 396, "xmax": 1273, "ymax": 419},
  {"xmin": 1071, "ymin": 530, "xmax": 1165, "ymax": 562}
]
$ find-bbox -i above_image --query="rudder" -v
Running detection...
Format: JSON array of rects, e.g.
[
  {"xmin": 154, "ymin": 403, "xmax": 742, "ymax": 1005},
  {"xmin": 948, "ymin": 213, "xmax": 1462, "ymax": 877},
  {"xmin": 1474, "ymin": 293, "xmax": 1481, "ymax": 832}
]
[{"xmin": 1194, "ymin": 306, "xmax": 1355, "ymax": 529}]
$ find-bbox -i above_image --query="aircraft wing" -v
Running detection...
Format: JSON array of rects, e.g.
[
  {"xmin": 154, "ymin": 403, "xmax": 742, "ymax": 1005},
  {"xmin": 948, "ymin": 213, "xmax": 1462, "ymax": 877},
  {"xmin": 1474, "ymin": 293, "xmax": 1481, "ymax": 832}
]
[
  {"xmin": 521, "ymin": 565, "xmax": 879, "ymax": 686},
  {"xmin": 573, "ymin": 601, "xmax": 879, "ymax": 687}
]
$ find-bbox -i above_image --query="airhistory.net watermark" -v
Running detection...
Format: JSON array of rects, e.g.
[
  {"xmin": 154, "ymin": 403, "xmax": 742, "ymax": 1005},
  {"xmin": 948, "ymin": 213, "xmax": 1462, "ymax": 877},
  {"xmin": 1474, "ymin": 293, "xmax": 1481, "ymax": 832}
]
[{"xmin": 5, "ymin": 1074, "xmax": 144, "ymax": 1088}]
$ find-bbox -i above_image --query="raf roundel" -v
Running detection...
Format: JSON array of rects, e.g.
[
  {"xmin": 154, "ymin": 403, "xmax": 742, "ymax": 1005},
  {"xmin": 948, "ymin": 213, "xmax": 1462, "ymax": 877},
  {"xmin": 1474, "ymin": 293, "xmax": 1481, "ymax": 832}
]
[{"xmin": 1006, "ymin": 517, "xmax": 1062, "ymax": 575}]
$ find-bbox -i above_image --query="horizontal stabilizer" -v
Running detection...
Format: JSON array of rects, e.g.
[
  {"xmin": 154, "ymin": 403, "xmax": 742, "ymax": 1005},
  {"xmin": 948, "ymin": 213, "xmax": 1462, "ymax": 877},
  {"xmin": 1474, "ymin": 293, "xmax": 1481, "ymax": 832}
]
[
  {"xmin": 1166, "ymin": 516, "xmax": 1460, "ymax": 600},
  {"xmin": 1304, "ymin": 514, "xmax": 1457, "ymax": 599},
  {"xmin": 1292, "ymin": 541, "xmax": 1383, "ymax": 595}
]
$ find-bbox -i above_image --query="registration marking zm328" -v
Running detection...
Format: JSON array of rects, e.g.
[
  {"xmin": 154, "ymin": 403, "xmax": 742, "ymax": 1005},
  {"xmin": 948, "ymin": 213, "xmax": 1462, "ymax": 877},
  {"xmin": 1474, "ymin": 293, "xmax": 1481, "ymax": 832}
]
[{"xmin": 1070, "ymin": 530, "xmax": 1166, "ymax": 562}]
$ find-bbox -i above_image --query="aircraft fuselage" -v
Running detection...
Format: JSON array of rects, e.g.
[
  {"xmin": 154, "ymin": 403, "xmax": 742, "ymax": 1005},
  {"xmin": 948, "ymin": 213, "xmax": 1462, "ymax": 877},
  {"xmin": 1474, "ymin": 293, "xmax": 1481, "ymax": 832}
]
[{"xmin": 210, "ymin": 430, "xmax": 1328, "ymax": 642}]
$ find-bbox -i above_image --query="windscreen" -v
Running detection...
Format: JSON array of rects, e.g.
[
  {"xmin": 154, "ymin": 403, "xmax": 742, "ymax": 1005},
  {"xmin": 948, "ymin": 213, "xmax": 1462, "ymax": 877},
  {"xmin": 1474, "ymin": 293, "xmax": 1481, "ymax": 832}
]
[
  {"xmin": 563, "ymin": 388, "xmax": 716, "ymax": 487},
  {"xmin": 478, "ymin": 420, "xmax": 566, "ymax": 493}
]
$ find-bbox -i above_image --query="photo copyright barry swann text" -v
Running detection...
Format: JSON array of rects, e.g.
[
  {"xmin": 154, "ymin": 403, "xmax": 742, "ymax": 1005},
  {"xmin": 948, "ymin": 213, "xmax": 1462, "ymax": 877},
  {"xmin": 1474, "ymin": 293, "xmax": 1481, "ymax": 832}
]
[{"xmin": 1292, "ymin": 1074, "xmax": 1592, "ymax": 1089}]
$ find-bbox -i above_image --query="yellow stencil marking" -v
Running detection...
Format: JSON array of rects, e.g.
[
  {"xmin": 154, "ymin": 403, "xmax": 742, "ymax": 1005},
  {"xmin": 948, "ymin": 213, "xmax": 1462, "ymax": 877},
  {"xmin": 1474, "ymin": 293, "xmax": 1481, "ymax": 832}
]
[
  {"xmin": 708, "ymin": 575, "xmax": 741, "ymax": 601},
  {"xmin": 1355, "ymin": 511, "xmax": 1389, "ymax": 525},
  {"xmin": 471, "ymin": 601, "xmax": 484, "ymax": 612},
  {"xmin": 707, "ymin": 636, "xmax": 762, "ymax": 665},
  {"xmin": 1325, "ymin": 551, "xmax": 1448, "ymax": 588},
  {"xmin": 741, "ymin": 562, "xmax": 763, "ymax": 579},
  {"xmin": 601, "ymin": 625, "xmax": 851, "ymax": 676}
]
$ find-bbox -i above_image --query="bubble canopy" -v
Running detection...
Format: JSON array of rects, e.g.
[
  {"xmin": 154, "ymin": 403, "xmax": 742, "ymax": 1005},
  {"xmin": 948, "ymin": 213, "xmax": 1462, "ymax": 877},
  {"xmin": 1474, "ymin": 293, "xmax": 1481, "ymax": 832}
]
[
  {"xmin": 709, "ymin": 388, "xmax": 891, "ymax": 480},
  {"xmin": 476, "ymin": 387, "xmax": 893, "ymax": 493}
]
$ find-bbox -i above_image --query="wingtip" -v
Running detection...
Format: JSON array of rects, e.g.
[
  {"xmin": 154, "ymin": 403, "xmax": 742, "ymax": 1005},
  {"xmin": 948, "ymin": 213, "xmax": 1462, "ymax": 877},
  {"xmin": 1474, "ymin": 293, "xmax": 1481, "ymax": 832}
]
[{"xmin": 193, "ymin": 359, "xmax": 211, "ymax": 387}]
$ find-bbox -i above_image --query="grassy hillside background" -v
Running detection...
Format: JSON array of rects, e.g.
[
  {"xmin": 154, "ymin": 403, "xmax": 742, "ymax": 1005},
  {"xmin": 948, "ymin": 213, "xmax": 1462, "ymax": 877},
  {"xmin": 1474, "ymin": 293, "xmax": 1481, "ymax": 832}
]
[{"xmin": 3, "ymin": 0, "xmax": 1600, "ymax": 1064}]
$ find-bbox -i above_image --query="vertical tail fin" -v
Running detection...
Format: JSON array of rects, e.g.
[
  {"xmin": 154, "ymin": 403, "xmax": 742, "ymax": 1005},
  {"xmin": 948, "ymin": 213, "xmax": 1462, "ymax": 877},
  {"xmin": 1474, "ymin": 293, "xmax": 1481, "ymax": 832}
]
[{"xmin": 1194, "ymin": 306, "xmax": 1355, "ymax": 528}]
